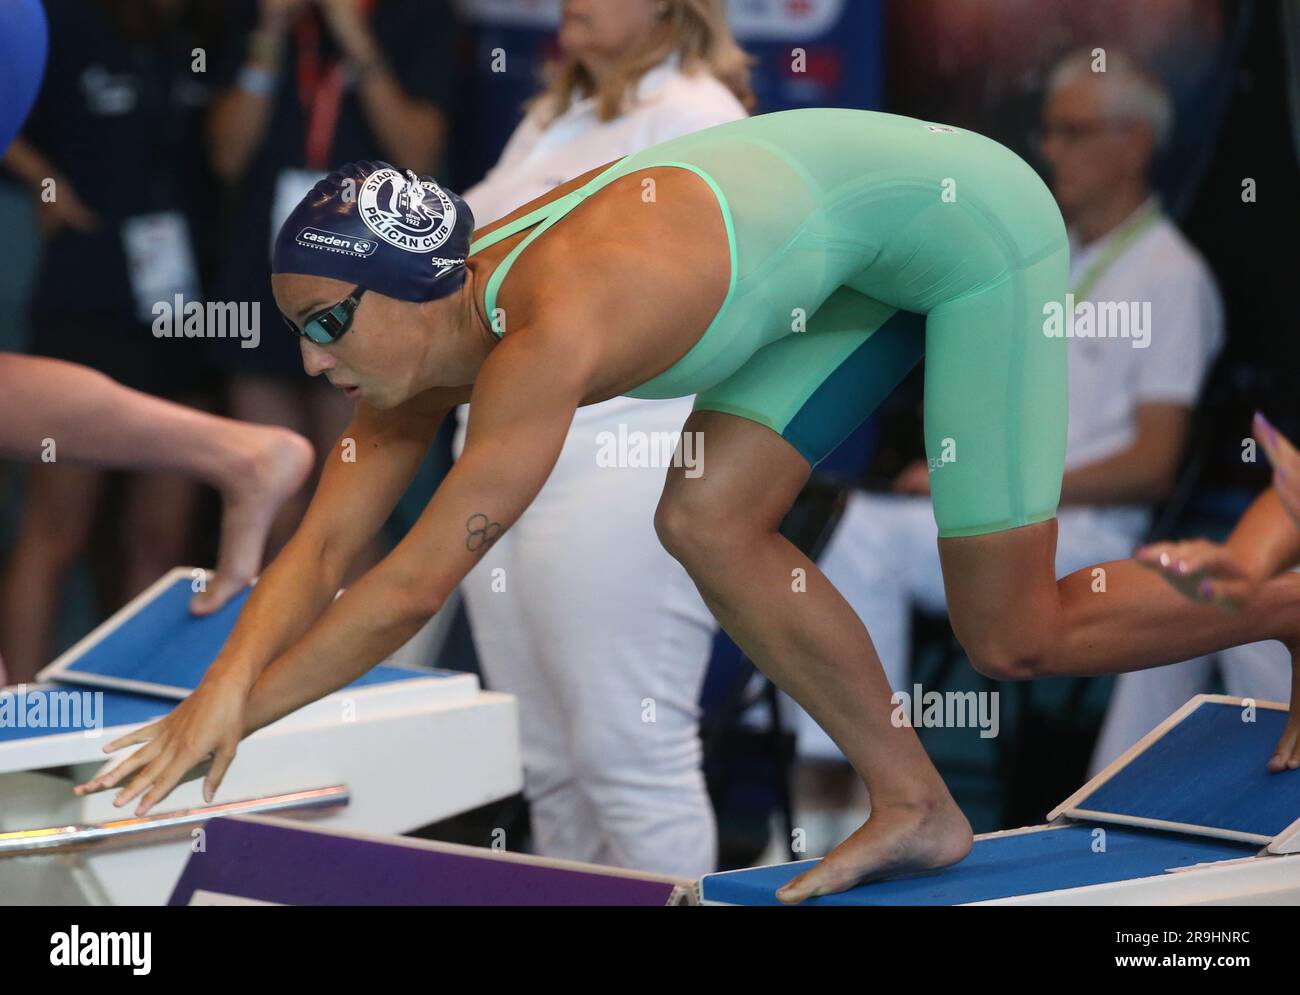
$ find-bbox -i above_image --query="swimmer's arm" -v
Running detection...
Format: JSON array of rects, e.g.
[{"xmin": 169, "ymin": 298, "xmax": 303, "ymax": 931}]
[
  {"xmin": 240, "ymin": 328, "xmax": 596, "ymax": 733},
  {"xmin": 1224, "ymin": 488, "xmax": 1300, "ymax": 580},
  {"xmin": 208, "ymin": 388, "xmax": 461, "ymax": 694},
  {"xmin": 1058, "ymin": 403, "xmax": 1190, "ymax": 505}
]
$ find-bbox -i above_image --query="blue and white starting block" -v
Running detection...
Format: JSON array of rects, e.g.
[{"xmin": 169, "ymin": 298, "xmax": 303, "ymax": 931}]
[
  {"xmin": 161, "ymin": 694, "xmax": 1300, "ymax": 907},
  {"xmin": 700, "ymin": 695, "xmax": 1300, "ymax": 905},
  {"xmin": 0, "ymin": 568, "xmax": 521, "ymax": 905}
]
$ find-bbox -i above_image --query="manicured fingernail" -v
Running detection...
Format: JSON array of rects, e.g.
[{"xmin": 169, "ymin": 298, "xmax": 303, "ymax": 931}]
[
  {"xmin": 1159, "ymin": 552, "xmax": 1171, "ymax": 567},
  {"xmin": 1255, "ymin": 412, "xmax": 1279, "ymax": 445},
  {"xmin": 1176, "ymin": 560, "xmax": 1189, "ymax": 574}
]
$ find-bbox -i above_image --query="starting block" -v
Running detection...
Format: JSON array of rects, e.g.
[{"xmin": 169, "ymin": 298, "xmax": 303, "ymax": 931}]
[
  {"xmin": 1, "ymin": 569, "xmax": 521, "ymax": 905},
  {"xmin": 37, "ymin": 567, "xmax": 428, "ymax": 697},
  {"xmin": 700, "ymin": 695, "xmax": 1300, "ymax": 905}
]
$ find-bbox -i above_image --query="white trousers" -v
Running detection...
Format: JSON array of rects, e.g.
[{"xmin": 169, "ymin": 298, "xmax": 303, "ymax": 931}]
[{"xmin": 453, "ymin": 398, "xmax": 718, "ymax": 877}]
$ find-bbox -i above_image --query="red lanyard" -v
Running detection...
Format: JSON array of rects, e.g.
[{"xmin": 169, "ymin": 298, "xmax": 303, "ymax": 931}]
[{"xmin": 294, "ymin": 1, "xmax": 377, "ymax": 170}]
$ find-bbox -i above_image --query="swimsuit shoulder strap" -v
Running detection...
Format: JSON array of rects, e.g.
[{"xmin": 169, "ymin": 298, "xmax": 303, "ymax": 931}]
[{"xmin": 468, "ymin": 160, "xmax": 629, "ymax": 338}]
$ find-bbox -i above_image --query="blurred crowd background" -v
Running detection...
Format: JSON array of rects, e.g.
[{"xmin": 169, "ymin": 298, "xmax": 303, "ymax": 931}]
[{"xmin": 1, "ymin": 0, "xmax": 1297, "ymax": 872}]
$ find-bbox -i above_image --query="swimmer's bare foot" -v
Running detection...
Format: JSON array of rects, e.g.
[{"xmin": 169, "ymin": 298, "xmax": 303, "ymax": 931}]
[
  {"xmin": 776, "ymin": 793, "xmax": 972, "ymax": 904},
  {"xmin": 190, "ymin": 427, "xmax": 314, "ymax": 615}
]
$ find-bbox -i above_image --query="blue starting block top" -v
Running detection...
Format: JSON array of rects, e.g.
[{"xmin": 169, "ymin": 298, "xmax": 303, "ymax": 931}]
[
  {"xmin": 1066, "ymin": 699, "xmax": 1300, "ymax": 842},
  {"xmin": 700, "ymin": 824, "xmax": 1257, "ymax": 906},
  {"xmin": 36, "ymin": 572, "xmax": 440, "ymax": 699},
  {"xmin": 0, "ymin": 686, "xmax": 173, "ymax": 744},
  {"xmin": 705, "ymin": 695, "xmax": 1300, "ymax": 905}
]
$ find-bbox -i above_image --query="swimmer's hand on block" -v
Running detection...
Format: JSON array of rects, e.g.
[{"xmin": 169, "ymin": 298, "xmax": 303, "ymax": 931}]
[
  {"xmin": 74, "ymin": 679, "xmax": 246, "ymax": 815},
  {"xmin": 79, "ymin": 748, "xmax": 213, "ymax": 804}
]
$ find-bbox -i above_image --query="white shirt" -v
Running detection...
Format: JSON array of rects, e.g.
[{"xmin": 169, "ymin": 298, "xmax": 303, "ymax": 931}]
[
  {"xmin": 1060, "ymin": 200, "xmax": 1222, "ymax": 535},
  {"xmin": 1064, "ymin": 199, "xmax": 1224, "ymax": 471},
  {"xmin": 458, "ymin": 53, "xmax": 747, "ymax": 424},
  {"xmin": 463, "ymin": 52, "xmax": 747, "ymax": 225}
]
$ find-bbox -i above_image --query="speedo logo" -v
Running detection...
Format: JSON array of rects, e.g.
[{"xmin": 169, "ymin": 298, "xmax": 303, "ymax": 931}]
[
  {"xmin": 295, "ymin": 227, "xmax": 378, "ymax": 257},
  {"xmin": 430, "ymin": 255, "xmax": 465, "ymax": 277}
]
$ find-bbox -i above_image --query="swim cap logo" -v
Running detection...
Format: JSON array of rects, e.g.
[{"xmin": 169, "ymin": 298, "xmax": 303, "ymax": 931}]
[
  {"xmin": 359, "ymin": 168, "xmax": 456, "ymax": 253},
  {"xmin": 295, "ymin": 227, "xmax": 378, "ymax": 257}
]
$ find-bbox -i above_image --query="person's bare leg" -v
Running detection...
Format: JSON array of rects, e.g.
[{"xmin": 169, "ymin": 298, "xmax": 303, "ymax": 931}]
[
  {"xmin": 938, "ymin": 519, "xmax": 1300, "ymax": 679},
  {"xmin": 0, "ymin": 355, "xmax": 314, "ymax": 613},
  {"xmin": 939, "ymin": 519, "xmax": 1300, "ymax": 769},
  {"xmin": 226, "ymin": 373, "xmax": 314, "ymax": 560},
  {"xmin": 655, "ymin": 412, "xmax": 972, "ymax": 904},
  {"xmin": 0, "ymin": 462, "xmax": 105, "ymax": 682}
]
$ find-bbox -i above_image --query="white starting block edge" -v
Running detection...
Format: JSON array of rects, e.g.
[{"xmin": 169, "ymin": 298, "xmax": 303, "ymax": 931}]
[
  {"xmin": 0, "ymin": 676, "xmax": 490, "ymax": 777},
  {"xmin": 1048, "ymin": 694, "xmax": 1300, "ymax": 855},
  {"xmin": 184, "ymin": 813, "xmax": 697, "ymax": 906}
]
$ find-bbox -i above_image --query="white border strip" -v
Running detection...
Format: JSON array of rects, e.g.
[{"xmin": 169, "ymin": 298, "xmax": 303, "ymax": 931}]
[{"xmin": 1066, "ymin": 809, "xmax": 1271, "ymax": 847}]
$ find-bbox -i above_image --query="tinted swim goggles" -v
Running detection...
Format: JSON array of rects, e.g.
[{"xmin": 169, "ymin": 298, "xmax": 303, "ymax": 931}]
[{"xmin": 282, "ymin": 285, "xmax": 368, "ymax": 344}]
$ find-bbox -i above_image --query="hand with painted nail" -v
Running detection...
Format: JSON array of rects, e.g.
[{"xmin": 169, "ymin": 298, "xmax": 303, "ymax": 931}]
[
  {"xmin": 1254, "ymin": 412, "xmax": 1300, "ymax": 531},
  {"xmin": 1135, "ymin": 539, "xmax": 1260, "ymax": 611}
]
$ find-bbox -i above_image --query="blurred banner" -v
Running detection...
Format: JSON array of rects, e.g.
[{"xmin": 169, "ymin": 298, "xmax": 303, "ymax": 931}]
[
  {"xmin": 451, "ymin": 0, "xmax": 884, "ymax": 186},
  {"xmin": 885, "ymin": 0, "xmax": 1236, "ymax": 215}
]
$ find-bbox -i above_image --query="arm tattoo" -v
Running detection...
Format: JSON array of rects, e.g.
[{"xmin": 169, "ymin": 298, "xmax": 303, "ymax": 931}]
[{"xmin": 465, "ymin": 512, "xmax": 502, "ymax": 553}]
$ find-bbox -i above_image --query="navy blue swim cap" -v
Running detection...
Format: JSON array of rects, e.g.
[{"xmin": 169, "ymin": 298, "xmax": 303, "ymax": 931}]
[{"xmin": 272, "ymin": 161, "xmax": 474, "ymax": 302}]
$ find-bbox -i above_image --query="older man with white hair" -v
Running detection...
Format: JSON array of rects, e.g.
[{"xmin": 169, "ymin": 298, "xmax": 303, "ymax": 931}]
[{"xmin": 786, "ymin": 50, "xmax": 1240, "ymax": 834}]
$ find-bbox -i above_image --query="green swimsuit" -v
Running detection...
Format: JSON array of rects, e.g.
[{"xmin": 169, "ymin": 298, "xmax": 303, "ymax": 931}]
[{"xmin": 468, "ymin": 108, "xmax": 1069, "ymax": 538}]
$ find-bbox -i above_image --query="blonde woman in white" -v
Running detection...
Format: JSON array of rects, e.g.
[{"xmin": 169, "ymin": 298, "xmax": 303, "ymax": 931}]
[{"xmin": 452, "ymin": 0, "xmax": 753, "ymax": 876}]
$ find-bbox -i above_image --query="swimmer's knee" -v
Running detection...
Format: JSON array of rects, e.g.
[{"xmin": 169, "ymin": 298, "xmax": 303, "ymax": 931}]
[
  {"xmin": 963, "ymin": 637, "xmax": 1049, "ymax": 682},
  {"xmin": 950, "ymin": 610, "xmax": 1050, "ymax": 681},
  {"xmin": 654, "ymin": 492, "xmax": 751, "ymax": 571},
  {"xmin": 653, "ymin": 496, "xmax": 709, "ymax": 567}
]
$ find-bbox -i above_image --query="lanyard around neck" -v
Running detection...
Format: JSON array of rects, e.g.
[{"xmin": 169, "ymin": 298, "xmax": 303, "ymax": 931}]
[{"xmin": 1070, "ymin": 202, "xmax": 1161, "ymax": 300}]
